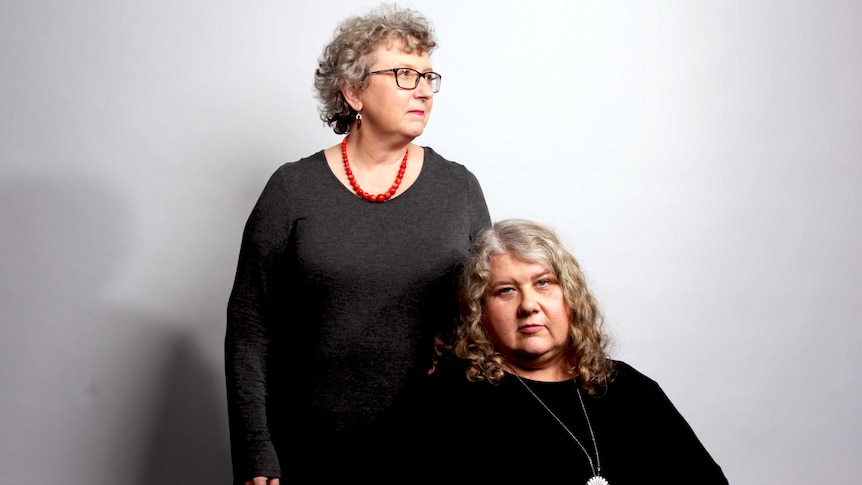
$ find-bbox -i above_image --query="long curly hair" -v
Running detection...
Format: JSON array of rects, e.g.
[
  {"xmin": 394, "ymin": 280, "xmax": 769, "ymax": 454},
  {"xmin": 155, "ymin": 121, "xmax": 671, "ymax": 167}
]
[
  {"xmin": 453, "ymin": 219, "xmax": 614, "ymax": 394},
  {"xmin": 314, "ymin": 4, "xmax": 438, "ymax": 134}
]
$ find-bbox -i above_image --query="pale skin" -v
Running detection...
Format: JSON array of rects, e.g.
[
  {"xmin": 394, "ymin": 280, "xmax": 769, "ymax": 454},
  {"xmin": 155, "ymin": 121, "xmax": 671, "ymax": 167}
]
[
  {"xmin": 245, "ymin": 478, "xmax": 279, "ymax": 485},
  {"xmin": 483, "ymin": 254, "xmax": 573, "ymax": 382},
  {"xmin": 245, "ymin": 41, "xmax": 437, "ymax": 485},
  {"xmin": 324, "ymin": 40, "xmax": 435, "ymax": 198}
]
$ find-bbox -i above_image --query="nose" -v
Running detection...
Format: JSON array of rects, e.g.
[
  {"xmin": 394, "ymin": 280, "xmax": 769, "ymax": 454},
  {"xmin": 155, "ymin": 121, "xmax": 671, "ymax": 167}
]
[
  {"xmin": 517, "ymin": 289, "xmax": 539, "ymax": 317},
  {"xmin": 414, "ymin": 75, "xmax": 434, "ymax": 97}
]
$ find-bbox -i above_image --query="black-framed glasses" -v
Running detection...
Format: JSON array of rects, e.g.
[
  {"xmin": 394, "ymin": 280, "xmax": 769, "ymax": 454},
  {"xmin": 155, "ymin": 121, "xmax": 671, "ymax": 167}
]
[{"xmin": 368, "ymin": 67, "xmax": 442, "ymax": 93}]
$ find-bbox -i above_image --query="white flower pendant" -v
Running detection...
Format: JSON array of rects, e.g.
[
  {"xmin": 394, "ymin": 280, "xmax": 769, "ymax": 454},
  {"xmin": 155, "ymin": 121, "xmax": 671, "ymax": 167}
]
[{"xmin": 587, "ymin": 476, "xmax": 609, "ymax": 485}]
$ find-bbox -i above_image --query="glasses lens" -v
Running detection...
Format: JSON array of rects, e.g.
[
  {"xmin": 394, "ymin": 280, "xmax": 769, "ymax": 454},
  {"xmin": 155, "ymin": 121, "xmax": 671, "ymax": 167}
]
[
  {"xmin": 394, "ymin": 68, "xmax": 418, "ymax": 89},
  {"xmin": 427, "ymin": 73, "xmax": 441, "ymax": 93},
  {"xmin": 386, "ymin": 68, "xmax": 441, "ymax": 92}
]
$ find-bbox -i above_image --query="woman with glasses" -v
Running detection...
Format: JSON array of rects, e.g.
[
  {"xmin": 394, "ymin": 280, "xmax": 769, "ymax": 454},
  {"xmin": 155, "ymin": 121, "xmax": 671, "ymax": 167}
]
[{"xmin": 224, "ymin": 4, "xmax": 491, "ymax": 484}]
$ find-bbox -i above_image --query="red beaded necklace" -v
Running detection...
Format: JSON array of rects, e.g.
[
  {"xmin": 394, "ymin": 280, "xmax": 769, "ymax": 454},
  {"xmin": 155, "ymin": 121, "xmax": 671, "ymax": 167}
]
[{"xmin": 341, "ymin": 136, "xmax": 407, "ymax": 202}]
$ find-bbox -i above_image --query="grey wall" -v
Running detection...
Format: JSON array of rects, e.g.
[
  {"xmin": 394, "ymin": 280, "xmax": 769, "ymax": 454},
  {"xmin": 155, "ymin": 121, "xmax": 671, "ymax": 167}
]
[{"xmin": 2, "ymin": 1, "xmax": 860, "ymax": 483}]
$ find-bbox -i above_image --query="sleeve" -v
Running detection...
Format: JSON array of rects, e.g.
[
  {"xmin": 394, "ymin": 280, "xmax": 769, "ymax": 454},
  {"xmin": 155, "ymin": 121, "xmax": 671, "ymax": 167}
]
[
  {"xmin": 464, "ymin": 169, "xmax": 491, "ymax": 240},
  {"xmin": 224, "ymin": 169, "xmax": 291, "ymax": 483}
]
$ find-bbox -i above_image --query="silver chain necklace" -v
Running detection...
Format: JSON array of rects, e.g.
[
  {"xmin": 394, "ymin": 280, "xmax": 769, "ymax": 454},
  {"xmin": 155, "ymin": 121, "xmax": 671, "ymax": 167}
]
[{"xmin": 513, "ymin": 373, "xmax": 610, "ymax": 485}]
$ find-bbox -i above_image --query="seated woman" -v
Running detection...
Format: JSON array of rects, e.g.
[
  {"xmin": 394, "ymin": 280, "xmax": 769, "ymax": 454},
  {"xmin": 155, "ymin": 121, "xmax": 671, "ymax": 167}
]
[{"xmin": 396, "ymin": 218, "xmax": 728, "ymax": 484}]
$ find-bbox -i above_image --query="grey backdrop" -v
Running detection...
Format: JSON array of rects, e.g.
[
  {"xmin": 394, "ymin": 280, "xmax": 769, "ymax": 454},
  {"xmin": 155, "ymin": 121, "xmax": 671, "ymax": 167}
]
[{"xmin": 2, "ymin": 1, "xmax": 860, "ymax": 483}]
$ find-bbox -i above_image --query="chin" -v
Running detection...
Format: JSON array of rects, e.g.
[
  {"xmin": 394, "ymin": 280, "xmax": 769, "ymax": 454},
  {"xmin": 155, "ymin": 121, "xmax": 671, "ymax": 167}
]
[
  {"xmin": 405, "ymin": 120, "xmax": 428, "ymax": 135},
  {"xmin": 403, "ymin": 129, "xmax": 425, "ymax": 140},
  {"xmin": 519, "ymin": 346, "xmax": 553, "ymax": 358}
]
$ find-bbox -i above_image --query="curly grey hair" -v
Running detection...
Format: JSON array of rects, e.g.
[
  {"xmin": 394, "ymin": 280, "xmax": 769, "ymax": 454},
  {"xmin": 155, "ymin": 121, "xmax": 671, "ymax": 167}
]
[
  {"xmin": 454, "ymin": 219, "xmax": 614, "ymax": 394},
  {"xmin": 314, "ymin": 4, "xmax": 438, "ymax": 134}
]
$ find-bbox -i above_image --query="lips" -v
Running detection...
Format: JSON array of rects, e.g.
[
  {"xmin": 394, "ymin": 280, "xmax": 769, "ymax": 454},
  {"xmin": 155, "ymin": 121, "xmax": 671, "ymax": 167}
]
[{"xmin": 519, "ymin": 324, "xmax": 544, "ymax": 334}]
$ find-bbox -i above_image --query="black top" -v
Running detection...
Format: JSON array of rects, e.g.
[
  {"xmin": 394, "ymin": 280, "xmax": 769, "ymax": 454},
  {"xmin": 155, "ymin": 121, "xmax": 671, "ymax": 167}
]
[
  {"xmin": 385, "ymin": 360, "xmax": 729, "ymax": 484},
  {"xmin": 225, "ymin": 148, "xmax": 491, "ymax": 482}
]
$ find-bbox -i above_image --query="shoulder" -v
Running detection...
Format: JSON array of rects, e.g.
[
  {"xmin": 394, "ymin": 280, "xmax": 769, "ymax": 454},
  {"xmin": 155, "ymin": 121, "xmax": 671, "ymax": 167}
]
[
  {"xmin": 610, "ymin": 360, "xmax": 655, "ymax": 382},
  {"xmin": 599, "ymin": 360, "xmax": 694, "ymax": 422},
  {"xmin": 417, "ymin": 147, "xmax": 487, "ymax": 207},
  {"xmin": 256, "ymin": 151, "xmax": 329, "ymax": 199},
  {"xmin": 421, "ymin": 147, "xmax": 478, "ymax": 176},
  {"xmin": 246, "ymin": 150, "xmax": 331, "ymax": 219},
  {"xmin": 269, "ymin": 151, "xmax": 327, "ymax": 179},
  {"xmin": 419, "ymin": 363, "xmax": 501, "ymax": 405},
  {"xmin": 603, "ymin": 360, "xmax": 666, "ymax": 398}
]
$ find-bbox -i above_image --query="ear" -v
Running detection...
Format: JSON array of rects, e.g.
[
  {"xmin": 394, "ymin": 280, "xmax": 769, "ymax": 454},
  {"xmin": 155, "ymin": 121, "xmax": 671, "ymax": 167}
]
[{"xmin": 342, "ymin": 81, "xmax": 363, "ymax": 113}]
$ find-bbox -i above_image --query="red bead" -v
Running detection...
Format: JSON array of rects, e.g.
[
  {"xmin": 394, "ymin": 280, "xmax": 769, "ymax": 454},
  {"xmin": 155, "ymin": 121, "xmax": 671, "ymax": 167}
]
[{"xmin": 341, "ymin": 135, "xmax": 408, "ymax": 203}]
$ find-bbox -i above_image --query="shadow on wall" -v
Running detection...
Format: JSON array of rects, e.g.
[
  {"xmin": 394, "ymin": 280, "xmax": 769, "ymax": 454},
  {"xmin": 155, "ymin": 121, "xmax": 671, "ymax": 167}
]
[
  {"xmin": 0, "ymin": 174, "xmax": 230, "ymax": 484},
  {"xmin": 139, "ymin": 331, "xmax": 232, "ymax": 485}
]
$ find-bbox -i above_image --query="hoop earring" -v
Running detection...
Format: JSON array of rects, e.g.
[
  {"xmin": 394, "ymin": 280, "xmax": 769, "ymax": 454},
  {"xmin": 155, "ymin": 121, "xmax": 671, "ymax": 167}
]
[{"xmin": 355, "ymin": 112, "xmax": 362, "ymax": 131}]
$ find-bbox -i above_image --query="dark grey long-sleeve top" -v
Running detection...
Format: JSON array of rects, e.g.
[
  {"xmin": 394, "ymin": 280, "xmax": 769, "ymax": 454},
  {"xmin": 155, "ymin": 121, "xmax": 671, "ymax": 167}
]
[{"xmin": 225, "ymin": 147, "xmax": 491, "ymax": 482}]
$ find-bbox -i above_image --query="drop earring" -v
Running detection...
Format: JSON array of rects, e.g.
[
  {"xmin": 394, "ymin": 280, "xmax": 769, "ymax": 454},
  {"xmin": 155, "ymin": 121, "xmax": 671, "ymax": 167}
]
[{"xmin": 355, "ymin": 112, "xmax": 362, "ymax": 131}]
